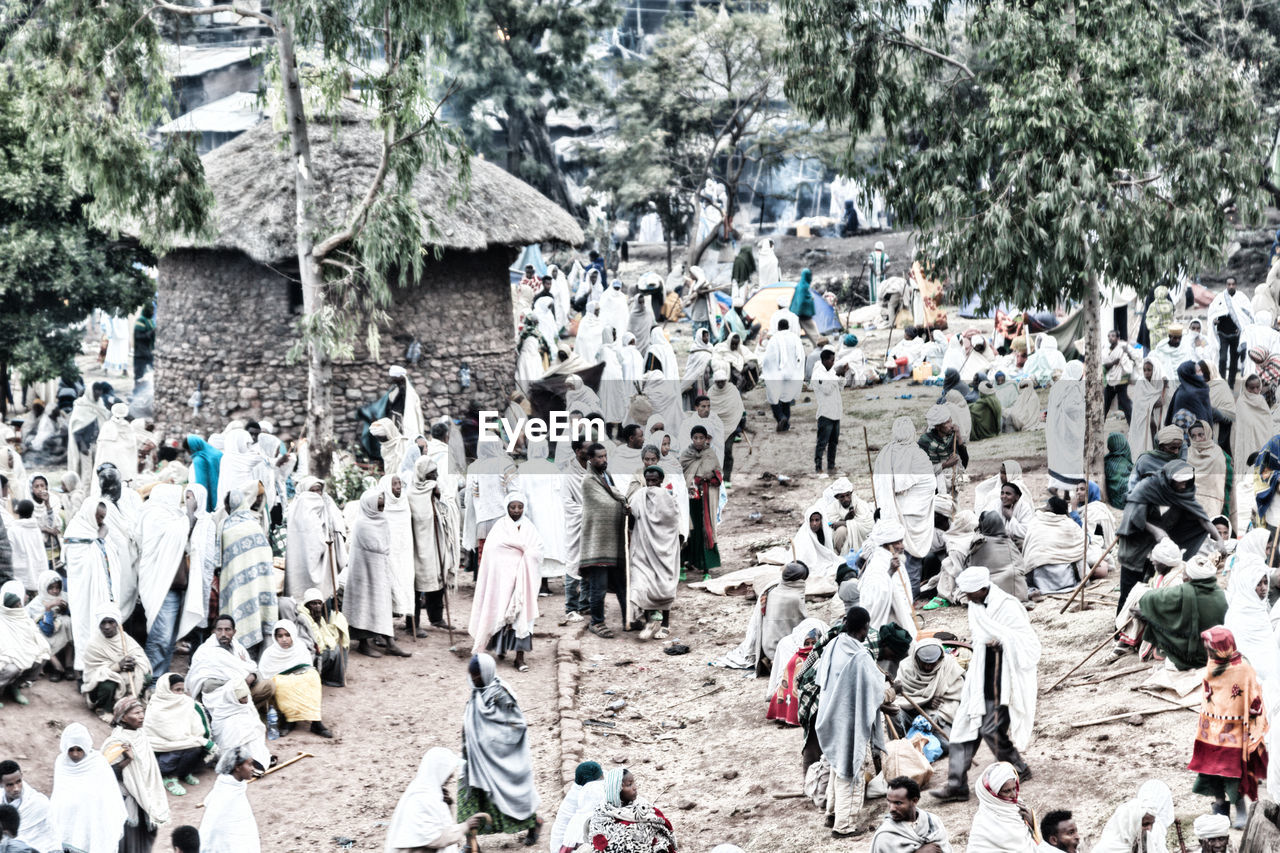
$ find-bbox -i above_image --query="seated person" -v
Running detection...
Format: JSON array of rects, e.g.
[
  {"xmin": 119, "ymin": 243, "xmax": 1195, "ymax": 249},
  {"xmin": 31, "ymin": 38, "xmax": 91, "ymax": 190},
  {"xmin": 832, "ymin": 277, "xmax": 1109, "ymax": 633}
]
[
  {"xmin": 26, "ymin": 571, "xmax": 72, "ymax": 680},
  {"xmin": 258, "ymin": 620, "xmax": 333, "ymax": 739},
  {"xmin": 203, "ymin": 679, "xmax": 271, "ymax": 770},
  {"xmin": 891, "ymin": 638, "xmax": 964, "ymax": 747},
  {"xmin": 294, "ymin": 589, "xmax": 349, "ymax": 688},
  {"xmin": 142, "ymin": 673, "xmax": 216, "ymax": 796},
  {"xmin": 0, "ymin": 582, "xmax": 50, "ymax": 707},
  {"xmin": 79, "ymin": 605, "xmax": 150, "ymax": 721}
]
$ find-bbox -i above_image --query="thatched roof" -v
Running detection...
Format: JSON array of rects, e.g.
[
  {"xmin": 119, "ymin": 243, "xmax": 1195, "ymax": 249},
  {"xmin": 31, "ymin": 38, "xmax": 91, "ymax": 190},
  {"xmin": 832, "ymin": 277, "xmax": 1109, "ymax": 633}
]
[{"xmin": 170, "ymin": 110, "xmax": 583, "ymax": 265}]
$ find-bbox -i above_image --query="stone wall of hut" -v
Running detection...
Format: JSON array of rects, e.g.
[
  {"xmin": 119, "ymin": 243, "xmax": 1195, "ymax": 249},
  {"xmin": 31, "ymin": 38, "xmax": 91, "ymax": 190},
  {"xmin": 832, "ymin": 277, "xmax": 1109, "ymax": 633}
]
[{"xmin": 153, "ymin": 246, "xmax": 518, "ymax": 448}]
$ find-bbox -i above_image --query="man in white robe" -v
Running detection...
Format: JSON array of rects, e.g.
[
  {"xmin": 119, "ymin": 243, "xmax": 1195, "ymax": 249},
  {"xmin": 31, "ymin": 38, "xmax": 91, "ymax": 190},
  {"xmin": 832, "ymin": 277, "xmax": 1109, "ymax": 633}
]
[
  {"xmin": 931, "ymin": 566, "xmax": 1039, "ymax": 802},
  {"xmin": 1148, "ymin": 324, "xmax": 1196, "ymax": 378},
  {"xmin": 820, "ymin": 477, "xmax": 875, "ymax": 554},
  {"xmin": 761, "ymin": 318, "xmax": 805, "ymax": 431},
  {"xmin": 199, "ymin": 746, "xmax": 261, "ymax": 853},
  {"xmin": 0, "ymin": 761, "xmax": 60, "ymax": 853},
  {"xmin": 515, "ymin": 457, "xmax": 568, "ymax": 585},
  {"xmin": 92, "ymin": 404, "xmax": 137, "ymax": 488},
  {"xmin": 387, "ymin": 365, "xmax": 425, "ymax": 444}
]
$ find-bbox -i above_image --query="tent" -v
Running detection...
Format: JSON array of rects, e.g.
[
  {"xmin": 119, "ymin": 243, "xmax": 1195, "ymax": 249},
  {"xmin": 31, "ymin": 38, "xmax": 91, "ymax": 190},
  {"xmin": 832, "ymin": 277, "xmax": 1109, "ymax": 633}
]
[
  {"xmin": 738, "ymin": 282, "xmax": 842, "ymax": 338},
  {"xmin": 1040, "ymin": 284, "xmax": 1139, "ymax": 360},
  {"xmin": 508, "ymin": 244, "xmax": 547, "ymax": 283}
]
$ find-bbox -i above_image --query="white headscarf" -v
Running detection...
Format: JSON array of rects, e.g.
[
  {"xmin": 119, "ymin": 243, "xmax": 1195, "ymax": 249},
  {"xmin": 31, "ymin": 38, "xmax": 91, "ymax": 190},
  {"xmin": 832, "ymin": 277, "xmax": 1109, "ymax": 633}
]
[
  {"xmin": 257, "ymin": 618, "xmax": 314, "ymax": 679},
  {"xmin": 968, "ymin": 762, "xmax": 1036, "ymax": 853}
]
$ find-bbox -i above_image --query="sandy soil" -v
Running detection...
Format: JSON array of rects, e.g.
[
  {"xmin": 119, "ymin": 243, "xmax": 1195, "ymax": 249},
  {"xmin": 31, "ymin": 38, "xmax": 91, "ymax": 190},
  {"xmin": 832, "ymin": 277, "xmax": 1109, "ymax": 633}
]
[{"xmin": 0, "ymin": 232, "xmax": 1222, "ymax": 851}]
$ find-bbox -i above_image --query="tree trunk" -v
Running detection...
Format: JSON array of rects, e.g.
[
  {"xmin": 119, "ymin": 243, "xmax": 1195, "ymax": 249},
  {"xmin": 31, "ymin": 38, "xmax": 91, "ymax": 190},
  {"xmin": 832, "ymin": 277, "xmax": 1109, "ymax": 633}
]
[
  {"xmin": 277, "ymin": 24, "xmax": 333, "ymax": 478},
  {"xmin": 1083, "ymin": 271, "xmax": 1106, "ymax": 499},
  {"xmin": 528, "ymin": 109, "xmax": 576, "ymax": 215},
  {"xmin": 505, "ymin": 102, "xmax": 524, "ymax": 183}
]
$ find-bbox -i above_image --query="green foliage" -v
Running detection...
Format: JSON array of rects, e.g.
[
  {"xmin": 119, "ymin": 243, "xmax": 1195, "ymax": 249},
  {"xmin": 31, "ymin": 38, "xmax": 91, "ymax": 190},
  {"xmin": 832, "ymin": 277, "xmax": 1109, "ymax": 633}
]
[
  {"xmin": 587, "ymin": 9, "xmax": 837, "ymax": 257},
  {"xmin": 0, "ymin": 87, "xmax": 154, "ymax": 384},
  {"xmin": 326, "ymin": 460, "xmax": 374, "ymax": 507},
  {"xmin": 446, "ymin": 0, "xmax": 618, "ymax": 207},
  {"xmin": 781, "ymin": 0, "xmax": 1263, "ymax": 310}
]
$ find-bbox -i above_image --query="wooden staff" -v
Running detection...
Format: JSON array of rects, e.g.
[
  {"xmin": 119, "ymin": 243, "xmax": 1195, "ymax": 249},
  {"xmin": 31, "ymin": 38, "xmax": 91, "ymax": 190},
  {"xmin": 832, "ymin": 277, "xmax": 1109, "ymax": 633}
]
[
  {"xmin": 623, "ymin": 507, "xmax": 633, "ymax": 628},
  {"xmin": 325, "ymin": 538, "xmax": 340, "ymax": 611},
  {"xmin": 1079, "ymin": 500, "xmax": 1089, "ymax": 612},
  {"xmin": 878, "ymin": 665, "xmax": 946, "ymax": 736},
  {"xmin": 120, "ymin": 629, "xmax": 135, "ymax": 698},
  {"xmin": 948, "ymin": 432, "xmax": 958, "ymax": 498},
  {"xmin": 1046, "ymin": 629, "xmax": 1121, "ymax": 692},
  {"xmin": 863, "ymin": 425, "xmax": 878, "ymax": 510},
  {"xmin": 1057, "ymin": 538, "xmax": 1119, "ymax": 614}
]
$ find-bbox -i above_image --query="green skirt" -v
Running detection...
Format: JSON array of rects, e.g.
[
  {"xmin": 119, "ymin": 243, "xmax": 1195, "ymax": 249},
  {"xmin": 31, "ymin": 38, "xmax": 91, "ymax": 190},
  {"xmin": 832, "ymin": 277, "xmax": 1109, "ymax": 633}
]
[
  {"xmin": 682, "ymin": 497, "xmax": 721, "ymax": 572},
  {"xmin": 457, "ymin": 782, "xmax": 537, "ymax": 836}
]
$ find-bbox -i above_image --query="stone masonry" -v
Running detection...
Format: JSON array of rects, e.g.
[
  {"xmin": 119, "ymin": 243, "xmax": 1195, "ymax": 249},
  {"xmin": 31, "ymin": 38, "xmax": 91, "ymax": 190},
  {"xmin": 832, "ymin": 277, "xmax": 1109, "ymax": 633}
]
[{"xmin": 153, "ymin": 246, "xmax": 518, "ymax": 445}]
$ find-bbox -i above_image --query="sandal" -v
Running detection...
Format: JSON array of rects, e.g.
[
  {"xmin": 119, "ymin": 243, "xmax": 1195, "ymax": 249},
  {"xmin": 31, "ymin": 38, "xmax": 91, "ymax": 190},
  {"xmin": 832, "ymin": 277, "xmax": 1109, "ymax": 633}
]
[
  {"xmin": 515, "ymin": 663, "xmax": 530, "ymax": 673},
  {"xmin": 164, "ymin": 777, "xmax": 187, "ymax": 796},
  {"xmin": 523, "ymin": 817, "xmax": 544, "ymax": 847},
  {"xmin": 653, "ymin": 627, "xmax": 670, "ymax": 640},
  {"xmin": 588, "ymin": 623, "xmax": 615, "ymax": 639},
  {"xmin": 922, "ymin": 597, "xmax": 949, "ymax": 611}
]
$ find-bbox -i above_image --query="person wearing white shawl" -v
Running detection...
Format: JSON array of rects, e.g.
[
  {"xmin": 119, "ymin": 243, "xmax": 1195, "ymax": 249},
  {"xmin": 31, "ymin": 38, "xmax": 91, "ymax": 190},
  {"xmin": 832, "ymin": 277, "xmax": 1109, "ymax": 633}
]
[
  {"xmin": 462, "ymin": 437, "xmax": 515, "ymax": 554},
  {"xmin": 214, "ymin": 428, "xmax": 265, "ymax": 511},
  {"xmin": 259, "ymin": 619, "xmax": 332, "ymax": 738},
  {"xmin": 49, "ymin": 723, "xmax": 126, "ymax": 853},
  {"xmin": 645, "ymin": 326, "xmax": 679, "ymax": 380},
  {"xmin": 379, "ymin": 473, "xmax": 416, "ymax": 624},
  {"xmin": 459, "ymin": 653, "xmax": 542, "ymax": 843},
  {"xmin": 468, "ymin": 493, "xmax": 542, "ymax": 671},
  {"xmin": 61, "ymin": 500, "xmax": 114, "ymax": 671},
  {"xmin": 371, "ymin": 419, "xmax": 412, "ymax": 482},
  {"xmin": 26, "ymin": 569, "xmax": 72, "ymax": 670},
  {"xmin": 386, "ymin": 365, "xmax": 426, "ymax": 443},
  {"xmin": 575, "ymin": 301, "xmax": 605, "ymax": 364},
  {"xmin": 204, "ymin": 679, "xmax": 271, "ymax": 769},
  {"xmin": 408, "ymin": 457, "xmax": 459, "ymax": 633},
  {"xmin": 860, "ymin": 519, "xmax": 916, "ymax": 634},
  {"xmin": 681, "ymin": 327, "xmax": 715, "ymax": 398},
  {"xmin": 942, "ymin": 388, "xmax": 971, "ymax": 445},
  {"xmin": 792, "ymin": 504, "xmax": 844, "ymax": 578},
  {"xmin": 143, "ymin": 673, "xmax": 214, "ymax": 795},
  {"xmin": 1024, "ymin": 334, "xmax": 1067, "ymax": 385},
  {"xmin": 91, "ymin": 404, "xmax": 137, "ymax": 488},
  {"xmin": 80, "ymin": 603, "xmax": 150, "ymax": 718},
  {"xmin": 5, "ymin": 502, "xmax": 45, "ymax": 592},
  {"xmin": 516, "ymin": 320, "xmax": 549, "ymax": 391},
  {"xmin": 1046, "ymin": 360, "xmax": 1086, "ymax": 491},
  {"xmin": 767, "ymin": 617, "xmax": 829, "ymax": 704},
  {"xmin": 0, "ymin": 580, "xmax": 49, "ymax": 704},
  {"xmin": 626, "ymin": 466, "xmax": 682, "ymax": 639},
  {"xmin": 1225, "ymin": 553, "xmax": 1280, "ymax": 797},
  {"xmin": 598, "ymin": 279, "xmax": 630, "ymax": 340},
  {"xmin": 651, "ymin": 433, "xmax": 691, "ymax": 540},
  {"xmin": 1233, "ymin": 374, "xmax": 1272, "ymax": 530},
  {"xmin": 681, "ymin": 395, "xmax": 726, "ymax": 467},
  {"xmin": 761, "ymin": 317, "xmax": 805, "ymax": 430},
  {"xmin": 102, "ymin": 696, "xmax": 170, "ymax": 851},
  {"xmin": 932, "ymin": 568, "xmax": 1038, "ymax": 800},
  {"xmin": 93, "ymin": 463, "xmax": 143, "ymax": 621},
  {"xmin": 199, "ymin": 746, "xmax": 262, "ymax": 853},
  {"xmin": 385, "ymin": 746, "xmax": 489, "ymax": 853},
  {"xmin": 284, "ymin": 477, "xmax": 346, "ymax": 602},
  {"xmin": 1092, "ymin": 780, "xmax": 1174, "ymax": 853},
  {"xmin": 641, "ymin": 373, "xmax": 683, "ymax": 445},
  {"xmin": 0, "ymin": 761, "xmax": 59, "ymax": 853},
  {"xmin": 711, "ymin": 562, "xmax": 810, "ymax": 672},
  {"xmin": 548, "ymin": 765, "xmax": 606, "ymax": 853},
  {"xmin": 873, "ymin": 417, "xmax": 937, "ymax": 565},
  {"xmin": 515, "ymin": 456, "xmax": 568, "ymax": 583},
  {"xmin": 66, "ymin": 385, "xmax": 110, "ymax": 486},
  {"xmin": 964, "ymin": 762, "xmax": 1036, "ymax": 852},
  {"xmin": 815, "ymin": 606, "xmax": 888, "ymax": 837},
  {"xmin": 1129, "ymin": 358, "xmax": 1169, "ymax": 458},
  {"xmin": 1022, "ymin": 498, "xmax": 1090, "ymax": 594},
  {"xmin": 596, "ymin": 328, "xmax": 629, "ymax": 428},
  {"xmin": 819, "ymin": 477, "xmax": 874, "ymax": 554},
  {"xmin": 756, "ymin": 237, "xmax": 780, "ymax": 286},
  {"xmin": 1002, "ymin": 379, "xmax": 1043, "ymax": 432},
  {"xmin": 973, "ymin": 460, "xmax": 1034, "ymax": 545},
  {"xmin": 549, "ymin": 264, "xmax": 572, "ymax": 332},
  {"xmin": 131, "ymin": 484, "xmax": 202, "ymax": 678},
  {"xmin": 345, "ymin": 488, "xmax": 411, "ymax": 658}
]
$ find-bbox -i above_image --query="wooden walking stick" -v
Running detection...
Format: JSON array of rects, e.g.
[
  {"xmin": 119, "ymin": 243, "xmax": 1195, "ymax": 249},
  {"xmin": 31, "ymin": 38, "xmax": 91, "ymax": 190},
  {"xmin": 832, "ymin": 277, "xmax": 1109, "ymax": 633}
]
[
  {"xmin": 325, "ymin": 538, "xmax": 340, "ymax": 611},
  {"xmin": 1046, "ymin": 629, "xmax": 1122, "ymax": 692},
  {"xmin": 863, "ymin": 425, "xmax": 878, "ymax": 510},
  {"xmin": 1079, "ymin": 500, "xmax": 1089, "ymax": 612},
  {"xmin": 119, "ymin": 628, "xmax": 135, "ymax": 698},
  {"xmin": 949, "ymin": 432, "xmax": 958, "ymax": 499}
]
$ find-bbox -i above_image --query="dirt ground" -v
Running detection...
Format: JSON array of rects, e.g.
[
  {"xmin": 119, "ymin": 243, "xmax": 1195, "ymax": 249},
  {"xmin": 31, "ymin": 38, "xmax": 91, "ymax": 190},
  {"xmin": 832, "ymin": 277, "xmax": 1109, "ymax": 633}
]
[{"xmin": 0, "ymin": 232, "xmax": 1228, "ymax": 852}]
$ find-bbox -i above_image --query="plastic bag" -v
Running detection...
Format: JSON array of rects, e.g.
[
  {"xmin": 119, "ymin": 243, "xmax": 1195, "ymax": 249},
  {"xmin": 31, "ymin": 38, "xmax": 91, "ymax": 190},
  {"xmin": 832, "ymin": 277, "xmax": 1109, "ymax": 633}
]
[
  {"xmin": 904, "ymin": 715, "xmax": 944, "ymax": 762},
  {"xmin": 804, "ymin": 755, "xmax": 830, "ymax": 811},
  {"xmin": 882, "ymin": 735, "xmax": 933, "ymax": 787}
]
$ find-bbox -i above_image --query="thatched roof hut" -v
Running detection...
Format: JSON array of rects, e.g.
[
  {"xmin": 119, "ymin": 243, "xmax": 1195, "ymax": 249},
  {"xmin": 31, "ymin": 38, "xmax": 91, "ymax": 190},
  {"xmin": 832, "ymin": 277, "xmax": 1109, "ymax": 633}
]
[
  {"xmin": 171, "ymin": 109, "xmax": 583, "ymax": 263},
  {"xmin": 153, "ymin": 109, "xmax": 583, "ymax": 442}
]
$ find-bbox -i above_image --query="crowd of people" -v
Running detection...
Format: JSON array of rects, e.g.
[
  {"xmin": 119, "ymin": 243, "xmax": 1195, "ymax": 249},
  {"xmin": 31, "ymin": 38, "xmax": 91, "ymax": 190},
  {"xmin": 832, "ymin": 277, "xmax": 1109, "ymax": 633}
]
[{"xmin": 6, "ymin": 240, "xmax": 1280, "ymax": 852}]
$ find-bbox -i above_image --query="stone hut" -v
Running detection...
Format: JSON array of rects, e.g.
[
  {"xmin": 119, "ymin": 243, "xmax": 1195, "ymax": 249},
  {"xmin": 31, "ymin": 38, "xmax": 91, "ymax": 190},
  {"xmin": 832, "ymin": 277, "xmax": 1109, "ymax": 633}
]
[{"xmin": 152, "ymin": 111, "xmax": 583, "ymax": 443}]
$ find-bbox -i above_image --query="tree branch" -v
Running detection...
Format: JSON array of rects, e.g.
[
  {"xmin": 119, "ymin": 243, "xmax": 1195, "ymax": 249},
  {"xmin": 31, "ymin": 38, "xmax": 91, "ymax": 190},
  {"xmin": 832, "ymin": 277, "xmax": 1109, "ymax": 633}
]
[
  {"xmin": 884, "ymin": 36, "xmax": 975, "ymax": 79},
  {"xmin": 152, "ymin": 0, "xmax": 276, "ymax": 28}
]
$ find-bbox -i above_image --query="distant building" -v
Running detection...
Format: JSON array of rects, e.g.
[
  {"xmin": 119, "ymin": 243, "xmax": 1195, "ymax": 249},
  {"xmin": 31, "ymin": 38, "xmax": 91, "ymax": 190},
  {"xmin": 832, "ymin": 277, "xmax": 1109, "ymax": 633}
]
[{"xmin": 149, "ymin": 109, "xmax": 583, "ymax": 442}]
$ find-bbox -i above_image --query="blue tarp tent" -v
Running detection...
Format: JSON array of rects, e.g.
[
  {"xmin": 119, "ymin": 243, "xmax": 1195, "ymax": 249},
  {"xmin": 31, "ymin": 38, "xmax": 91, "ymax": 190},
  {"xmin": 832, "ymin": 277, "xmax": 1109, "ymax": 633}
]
[
  {"xmin": 735, "ymin": 282, "xmax": 842, "ymax": 335},
  {"xmin": 509, "ymin": 244, "xmax": 547, "ymax": 283}
]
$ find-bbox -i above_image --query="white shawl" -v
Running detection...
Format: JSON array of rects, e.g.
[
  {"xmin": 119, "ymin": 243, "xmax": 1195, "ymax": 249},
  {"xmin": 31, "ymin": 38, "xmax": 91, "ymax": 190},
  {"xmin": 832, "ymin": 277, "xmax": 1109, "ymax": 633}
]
[
  {"xmin": 951, "ymin": 586, "xmax": 1040, "ymax": 751},
  {"xmin": 102, "ymin": 723, "xmax": 170, "ymax": 827},
  {"xmin": 380, "ymin": 474, "xmax": 416, "ymax": 615},
  {"xmin": 50, "ymin": 724, "xmax": 126, "ymax": 853},
  {"xmin": 468, "ymin": 512, "xmax": 543, "ymax": 653},
  {"xmin": 859, "ymin": 547, "xmax": 915, "ymax": 634},
  {"xmin": 791, "ymin": 504, "xmax": 843, "ymax": 577},
  {"xmin": 967, "ymin": 763, "xmax": 1036, "ymax": 853},
  {"xmin": 134, "ymin": 483, "xmax": 204, "ymax": 636},
  {"xmin": 204, "ymin": 681, "xmax": 270, "ymax": 768},
  {"xmin": 385, "ymin": 747, "xmax": 464, "ymax": 853},
  {"xmin": 199, "ymin": 774, "xmax": 260, "ymax": 853},
  {"xmin": 872, "ymin": 417, "xmax": 937, "ymax": 558},
  {"xmin": 0, "ymin": 580, "xmax": 50, "ymax": 671}
]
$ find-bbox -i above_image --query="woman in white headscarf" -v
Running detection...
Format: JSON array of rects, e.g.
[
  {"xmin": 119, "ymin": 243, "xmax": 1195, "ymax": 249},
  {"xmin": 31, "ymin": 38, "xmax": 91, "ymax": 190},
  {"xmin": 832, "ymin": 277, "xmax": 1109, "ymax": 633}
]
[
  {"xmin": 468, "ymin": 493, "xmax": 543, "ymax": 672},
  {"xmin": 380, "ymin": 472, "xmax": 416, "ymax": 623},
  {"xmin": 385, "ymin": 746, "xmax": 489, "ymax": 853},
  {"xmin": 1228, "ymin": 553, "xmax": 1280, "ymax": 796},
  {"xmin": 1092, "ymin": 780, "xmax": 1174, "ymax": 853},
  {"xmin": 345, "ymin": 487, "xmax": 410, "ymax": 657},
  {"xmin": 681, "ymin": 327, "xmax": 715, "ymax": 398},
  {"xmin": 1024, "ymin": 334, "xmax": 1066, "ymax": 385},
  {"xmin": 1129, "ymin": 358, "xmax": 1169, "ymax": 458},
  {"xmin": 92, "ymin": 403, "xmax": 138, "ymax": 489},
  {"xmin": 790, "ymin": 504, "xmax": 843, "ymax": 578},
  {"xmin": 214, "ymin": 428, "xmax": 266, "ymax": 511},
  {"xmin": 564, "ymin": 374, "xmax": 603, "ymax": 418},
  {"xmin": 642, "ymin": 372, "xmax": 683, "ymax": 442},
  {"xmin": 598, "ymin": 328, "xmax": 630, "ymax": 427},
  {"xmin": 285, "ymin": 477, "xmax": 346, "ymax": 601},
  {"xmin": 204, "ymin": 679, "xmax": 270, "ymax": 769},
  {"xmin": 575, "ymin": 301, "xmax": 604, "ymax": 364},
  {"xmin": 258, "ymin": 619, "xmax": 333, "ymax": 738},
  {"xmin": 646, "ymin": 326, "xmax": 680, "ymax": 380},
  {"xmin": 967, "ymin": 762, "xmax": 1036, "ymax": 853},
  {"xmin": 0, "ymin": 580, "xmax": 49, "ymax": 704},
  {"xmin": 872, "ymin": 417, "xmax": 937, "ymax": 561},
  {"xmin": 1046, "ymin": 360, "xmax": 1086, "ymax": 491},
  {"xmin": 50, "ymin": 722, "xmax": 127, "ymax": 853},
  {"xmin": 859, "ymin": 520, "xmax": 915, "ymax": 633},
  {"xmin": 756, "ymin": 237, "xmax": 780, "ymax": 286}
]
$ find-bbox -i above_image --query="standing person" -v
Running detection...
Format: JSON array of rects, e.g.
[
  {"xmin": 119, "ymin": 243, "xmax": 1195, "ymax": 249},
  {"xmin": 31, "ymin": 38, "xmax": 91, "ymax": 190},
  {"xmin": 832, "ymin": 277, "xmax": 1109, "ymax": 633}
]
[
  {"xmin": 1210, "ymin": 277, "xmax": 1251, "ymax": 388},
  {"xmin": 1046, "ymin": 362, "xmax": 1086, "ymax": 492},
  {"xmin": 380, "ymin": 473, "xmax": 416, "ymax": 639},
  {"xmin": 469, "ymin": 494, "xmax": 542, "ymax": 673},
  {"xmin": 1102, "ymin": 330, "xmax": 1134, "ymax": 423},
  {"xmin": 198, "ymin": 746, "xmax": 261, "ymax": 853},
  {"xmin": 49, "ymin": 723, "xmax": 127, "ymax": 853},
  {"xmin": 217, "ymin": 484, "xmax": 277, "ymax": 653},
  {"xmin": 931, "ymin": 567, "xmax": 1039, "ymax": 802},
  {"xmin": 345, "ymin": 488, "xmax": 411, "ymax": 659},
  {"xmin": 578, "ymin": 444, "xmax": 628, "ymax": 638},
  {"xmin": 858, "ymin": 521, "xmax": 914, "ymax": 636},
  {"xmin": 61, "ymin": 501, "xmax": 115, "ymax": 672},
  {"xmin": 136, "ymin": 484, "xmax": 203, "ymax": 677},
  {"xmin": 680, "ymin": 396, "xmax": 726, "ymax": 468},
  {"xmin": 27, "ymin": 475, "xmax": 61, "ymax": 575},
  {"xmin": 1188, "ymin": 420, "xmax": 1230, "ymax": 519},
  {"xmin": 790, "ymin": 268, "xmax": 823, "ymax": 343},
  {"xmin": 762, "ymin": 318, "xmax": 805, "ymax": 431},
  {"xmin": 811, "ymin": 346, "xmax": 844, "ymax": 477},
  {"xmin": 627, "ymin": 466, "xmax": 681, "ymax": 640},
  {"xmin": 869, "ymin": 776, "xmax": 953, "ymax": 853},
  {"xmin": 132, "ymin": 304, "xmax": 156, "ymax": 381},
  {"xmin": 0, "ymin": 761, "xmax": 58, "ymax": 853},
  {"xmin": 183, "ymin": 436, "xmax": 222, "ymax": 511},
  {"xmin": 815, "ymin": 606, "xmax": 887, "ymax": 838},
  {"xmin": 458, "ymin": 654, "xmax": 542, "ymax": 847},
  {"xmin": 680, "ymin": 426, "xmax": 722, "ymax": 581},
  {"xmin": 408, "ymin": 457, "xmax": 457, "ymax": 634},
  {"xmin": 103, "ymin": 697, "xmax": 170, "ymax": 853},
  {"xmin": 284, "ymin": 477, "xmax": 345, "ymax": 603},
  {"xmin": 874, "ymin": 417, "xmax": 938, "ymax": 597},
  {"xmin": 1190, "ymin": 627, "xmax": 1269, "ymax": 829},
  {"xmin": 707, "ymin": 369, "xmax": 745, "ymax": 486},
  {"xmin": 681, "ymin": 266, "xmax": 726, "ymax": 340},
  {"xmin": 384, "ymin": 747, "xmax": 489, "ymax": 853},
  {"xmin": 558, "ymin": 441, "xmax": 590, "ymax": 625},
  {"xmin": 385, "ymin": 365, "xmax": 425, "ymax": 446}
]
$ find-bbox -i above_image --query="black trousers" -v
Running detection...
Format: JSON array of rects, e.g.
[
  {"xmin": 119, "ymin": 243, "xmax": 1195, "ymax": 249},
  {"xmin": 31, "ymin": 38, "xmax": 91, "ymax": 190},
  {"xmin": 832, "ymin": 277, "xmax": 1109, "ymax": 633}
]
[
  {"xmin": 1103, "ymin": 384, "xmax": 1132, "ymax": 423},
  {"xmin": 1219, "ymin": 332, "xmax": 1241, "ymax": 388},
  {"xmin": 723, "ymin": 416, "xmax": 744, "ymax": 482},
  {"xmin": 815, "ymin": 416, "xmax": 840, "ymax": 470},
  {"xmin": 582, "ymin": 563, "xmax": 627, "ymax": 626},
  {"xmin": 946, "ymin": 701, "xmax": 1026, "ymax": 790}
]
